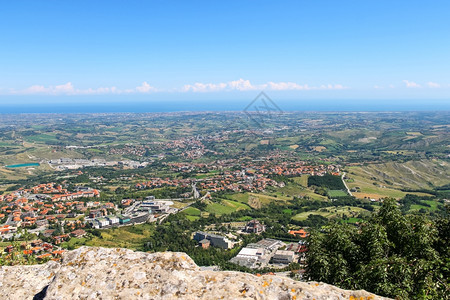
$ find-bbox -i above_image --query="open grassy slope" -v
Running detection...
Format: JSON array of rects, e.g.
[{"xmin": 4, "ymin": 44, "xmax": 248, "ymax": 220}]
[
  {"xmin": 346, "ymin": 159, "xmax": 448, "ymax": 199},
  {"xmin": 69, "ymin": 224, "xmax": 155, "ymax": 250},
  {"xmin": 292, "ymin": 206, "xmax": 369, "ymax": 221},
  {"xmin": 349, "ymin": 160, "xmax": 449, "ymax": 190}
]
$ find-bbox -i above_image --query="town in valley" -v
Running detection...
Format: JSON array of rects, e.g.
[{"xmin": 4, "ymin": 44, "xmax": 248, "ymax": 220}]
[{"xmin": 0, "ymin": 112, "xmax": 448, "ymax": 282}]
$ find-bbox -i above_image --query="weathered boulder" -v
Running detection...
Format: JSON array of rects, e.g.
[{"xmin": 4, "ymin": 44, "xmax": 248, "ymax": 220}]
[
  {"xmin": 0, "ymin": 247, "xmax": 390, "ymax": 299},
  {"xmin": 0, "ymin": 260, "xmax": 60, "ymax": 299}
]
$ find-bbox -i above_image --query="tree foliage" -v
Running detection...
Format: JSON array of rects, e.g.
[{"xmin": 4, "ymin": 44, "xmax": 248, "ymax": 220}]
[
  {"xmin": 306, "ymin": 198, "xmax": 449, "ymax": 299},
  {"xmin": 308, "ymin": 174, "xmax": 346, "ymax": 190}
]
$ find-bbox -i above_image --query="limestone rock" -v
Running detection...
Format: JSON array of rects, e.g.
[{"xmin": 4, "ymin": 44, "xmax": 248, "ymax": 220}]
[
  {"xmin": 0, "ymin": 247, "xmax": 391, "ymax": 299},
  {"xmin": 0, "ymin": 260, "xmax": 60, "ymax": 299}
]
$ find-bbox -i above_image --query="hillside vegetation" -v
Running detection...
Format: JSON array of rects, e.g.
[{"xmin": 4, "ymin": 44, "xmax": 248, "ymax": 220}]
[
  {"xmin": 348, "ymin": 160, "xmax": 449, "ymax": 190},
  {"xmin": 306, "ymin": 199, "xmax": 449, "ymax": 299}
]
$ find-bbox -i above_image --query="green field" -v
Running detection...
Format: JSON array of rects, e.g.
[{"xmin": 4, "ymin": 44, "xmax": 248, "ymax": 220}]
[
  {"xmin": 292, "ymin": 206, "xmax": 368, "ymax": 221},
  {"xmin": 60, "ymin": 237, "xmax": 89, "ymax": 249},
  {"xmin": 293, "ymin": 175, "xmax": 309, "ymax": 187},
  {"xmin": 186, "ymin": 215, "xmax": 200, "ymax": 221},
  {"xmin": 182, "ymin": 206, "xmax": 202, "ymax": 220},
  {"xmin": 277, "ymin": 181, "xmax": 328, "ymax": 201},
  {"xmin": 76, "ymin": 224, "xmax": 154, "ymax": 250},
  {"xmin": 226, "ymin": 192, "xmax": 292, "ymax": 207},
  {"xmin": 409, "ymin": 200, "xmax": 439, "ymax": 212},
  {"xmin": 327, "ymin": 190, "xmax": 348, "ymax": 197},
  {"xmin": 171, "ymin": 201, "xmax": 192, "ymax": 209},
  {"xmin": 25, "ymin": 134, "xmax": 59, "ymax": 143},
  {"xmin": 183, "ymin": 207, "xmax": 201, "ymax": 216},
  {"xmin": 227, "ymin": 193, "xmax": 250, "ymax": 203},
  {"xmin": 205, "ymin": 199, "xmax": 250, "ymax": 215}
]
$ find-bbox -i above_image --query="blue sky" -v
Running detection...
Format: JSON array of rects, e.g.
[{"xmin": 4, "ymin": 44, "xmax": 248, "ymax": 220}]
[{"xmin": 0, "ymin": 1, "xmax": 449, "ymax": 105}]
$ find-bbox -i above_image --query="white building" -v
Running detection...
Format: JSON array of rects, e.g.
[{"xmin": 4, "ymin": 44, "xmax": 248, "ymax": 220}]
[
  {"xmin": 230, "ymin": 247, "xmax": 267, "ymax": 269},
  {"xmin": 96, "ymin": 218, "xmax": 110, "ymax": 228},
  {"xmin": 235, "ymin": 247, "xmax": 265, "ymax": 259},
  {"xmin": 106, "ymin": 216, "xmax": 119, "ymax": 225},
  {"xmin": 272, "ymin": 250, "xmax": 295, "ymax": 264}
]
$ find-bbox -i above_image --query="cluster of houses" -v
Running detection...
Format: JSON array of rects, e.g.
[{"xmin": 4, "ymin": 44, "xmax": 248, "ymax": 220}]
[
  {"xmin": 135, "ymin": 171, "xmax": 282, "ymax": 194},
  {"xmin": 86, "ymin": 198, "xmax": 175, "ymax": 229},
  {"xmin": 197, "ymin": 171, "xmax": 281, "ymax": 193},
  {"xmin": 164, "ymin": 137, "xmax": 204, "ymax": 150},
  {"xmin": 3, "ymin": 239, "xmax": 65, "ymax": 261},
  {"xmin": 0, "ymin": 190, "xmax": 112, "ymax": 230},
  {"xmin": 51, "ymin": 228, "xmax": 87, "ymax": 244},
  {"xmin": 169, "ymin": 158, "xmax": 340, "ymax": 178},
  {"xmin": 87, "ymin": 212, "xmax": 153, "ymax": 229},
  {"xmin": 109, "ymin": 145, "xmax": 148, "ymax": 157},
  {"xmin": 0, "ymin": 224, "xmax": 14, "ymax": 235},
  {"xmin": 0, "ymin": 183, "xmax": 119, "ymax": 244},
  {"xmin": 50, "ymin": 189, "xmax": 100, "ymax": 202},
  {"xmin": 135, "ymin": 178, "xmax": 192, "ymax": 190},
  {"xmin": 246, "ymin": 161, "xmax": 340, "ymax": 177},
  {"xmin": 48, "ymin": 158, "xmax": 148, "ymax": 171},
  {"xmin": 1, "ymin": 229, "xmax": 88, "ymax": 262},
  {"xmin": 146, "ymin": 159, "xmax": 341, "ymax": 194},
  {"xmin": 0, "ymin": 181, "xmax": 182, "ymax": 249}
]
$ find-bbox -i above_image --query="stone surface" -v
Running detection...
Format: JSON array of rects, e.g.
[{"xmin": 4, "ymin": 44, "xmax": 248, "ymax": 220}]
[
  {"xmin": 0, "ymin": 247, "xmax": 391, "ymax": 299},
  {"xmin": 0, "ymin": 260, "xmax": 60, "ymax": 299}
]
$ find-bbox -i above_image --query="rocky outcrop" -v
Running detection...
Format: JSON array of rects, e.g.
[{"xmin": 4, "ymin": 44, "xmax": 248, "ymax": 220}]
[
  {"xmin": 0, "ymin": 260, "xmax": 60, "ymax": 299},
  {"xmin": 0, "ymin": 247, "xmax": 390, "ymax": 299}
]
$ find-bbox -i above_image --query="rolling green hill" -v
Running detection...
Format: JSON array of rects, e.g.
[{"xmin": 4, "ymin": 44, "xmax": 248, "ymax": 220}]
[{"xmin": 346, "ymin": 159, "xmax": 449, "ymax": 199}]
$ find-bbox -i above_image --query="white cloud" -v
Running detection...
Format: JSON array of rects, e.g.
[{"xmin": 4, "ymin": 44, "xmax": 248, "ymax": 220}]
[
  {"xmin": 228, "ymin": 79, "xmax": 256, "ymax": 91},
  {"xmin": 319, "ymin": 84, "xmax": 346, "ymax": 90},
  {"xmin": 401, "ymin": 80, "xmax": 444, "ymax": 89},
  {"xmin": 182, "ymin": 79, "xmax": 347, "ymax": 92},
  {"xmin": 427, "ymin": 81, "xmax": 440, "ymax": 88},
  {"xmin": 403, "ymin": 80, "xmax": 421, "ymax": 88},
  {"xmin": 135, "ymin": 82, "xmax": 156, "ymax": 93},
  {"xmin": 7, "ymin": 82, "xmax": 156, "ymax": 95},
  {"xmin": 182, "ymin": 82, "xmax": 228, "ymax": 93},
  {"xmin": 17, "ymin": 82, "xmax": 76, "ymax": 95},
  {"xmin": 3, "ymin": 79, "xmax": 349, "ymax": 95},
  {"xmin": 182, "ymin": 78, "xmax": 256, "ymax": 92},
  {"xmin": 75, "ymin": 86, "xmax": 120, "ymax": 95},
  {"xmin": 266, "ymin": 82, "xmax": 311, "ymax": 90},
  {"xmin": 374, "ymin": 85, "xmax": 396, "ymax": 89}
]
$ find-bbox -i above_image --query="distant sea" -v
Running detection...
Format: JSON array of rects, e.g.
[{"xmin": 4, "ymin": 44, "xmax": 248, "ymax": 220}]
[{"xmin": 0, "ymin": 99, "xmax": 449, "ymax": 113}]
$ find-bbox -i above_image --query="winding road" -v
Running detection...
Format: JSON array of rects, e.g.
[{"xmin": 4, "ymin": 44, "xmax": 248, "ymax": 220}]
[{"xmin": 341, "ymin": 172, "xmax": 353, "ymax": 196}]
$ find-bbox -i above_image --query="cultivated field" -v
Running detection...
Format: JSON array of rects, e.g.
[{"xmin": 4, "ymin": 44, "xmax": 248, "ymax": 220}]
[{"xmin": 292, "ymin": 206, "xmax": 370, "ymax": 221}]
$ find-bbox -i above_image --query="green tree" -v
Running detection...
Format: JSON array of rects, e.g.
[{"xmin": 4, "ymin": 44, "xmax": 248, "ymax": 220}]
[{"xmin": 306, "ymin": 198, "xmax": 449, "ymax": 299}]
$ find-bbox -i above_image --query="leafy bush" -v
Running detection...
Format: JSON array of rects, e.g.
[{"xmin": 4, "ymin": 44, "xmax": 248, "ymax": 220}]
[{"xmin": 306, "ymin": 198, "xmax": 449, "ymax": 299}]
